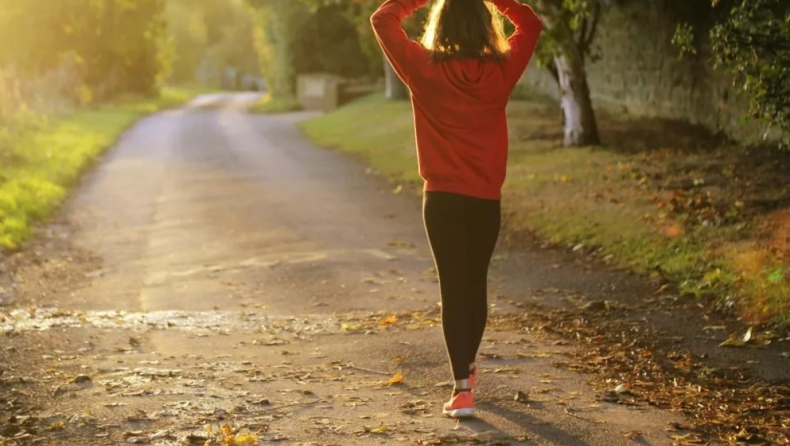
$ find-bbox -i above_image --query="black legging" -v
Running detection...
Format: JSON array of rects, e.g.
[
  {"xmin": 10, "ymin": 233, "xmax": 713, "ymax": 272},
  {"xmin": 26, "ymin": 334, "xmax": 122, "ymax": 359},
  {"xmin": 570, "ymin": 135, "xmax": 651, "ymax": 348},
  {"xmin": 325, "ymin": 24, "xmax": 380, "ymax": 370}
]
[{"xmin": 423, "ymin": 191, "xmax": 501, "ymax": 381}]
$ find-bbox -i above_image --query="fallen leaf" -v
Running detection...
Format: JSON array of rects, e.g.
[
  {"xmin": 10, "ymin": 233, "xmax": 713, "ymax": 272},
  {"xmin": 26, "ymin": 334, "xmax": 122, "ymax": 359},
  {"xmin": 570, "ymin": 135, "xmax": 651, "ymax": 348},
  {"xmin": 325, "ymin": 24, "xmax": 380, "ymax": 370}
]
[
  {"xmin": 370, "ymin": 425, "xmax": 388, "ymax": 434},
  {"xmin": 719, "ymin": 327, "xmax": 772, "ymax": 348},
  {"xmin": 184, "ymin": 434, "xmax": 208, "ymax": 445},
  {"xmin": 490, "ymin": 366, "xmax": 520, "ymax": 374},
  {"xmin": 70, "ymin": 374, "xmax": 92, "ymax": 384},
  {"xmin": 234, "ymin": 433, "xmax": 259, "ymax": 445},
  {"xmin": 743, "ymin": 326, "xmax": 753, "ymax": 343},
  {"xmin": 514, "ymin": 390, "xmax": 529, "ymax": 403},
  {"xmin": 622, "ymin": 430, "xmax": 642, "ymax": 440},
  {"xmin": 387, "ymin": 371, "xmax": 404, "ymax": 386},
  {"xmin": 380, "ymin": 315, "xmax": 398, "ymax": 326},
  {"xmin": 123, "ymin": 431, "xmax": 146, "ymax": 437},
  {"xmin": 341, "ymin": 323, "xmax": 364, "ymax": 332}
]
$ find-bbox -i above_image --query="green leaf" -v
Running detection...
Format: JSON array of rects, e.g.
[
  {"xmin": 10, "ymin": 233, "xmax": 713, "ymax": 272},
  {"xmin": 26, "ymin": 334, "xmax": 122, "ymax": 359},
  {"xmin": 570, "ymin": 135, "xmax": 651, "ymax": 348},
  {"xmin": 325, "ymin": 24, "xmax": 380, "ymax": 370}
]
[{"xmin": 767, "ymin": 268, "xmax": 784, "ymax": 284}]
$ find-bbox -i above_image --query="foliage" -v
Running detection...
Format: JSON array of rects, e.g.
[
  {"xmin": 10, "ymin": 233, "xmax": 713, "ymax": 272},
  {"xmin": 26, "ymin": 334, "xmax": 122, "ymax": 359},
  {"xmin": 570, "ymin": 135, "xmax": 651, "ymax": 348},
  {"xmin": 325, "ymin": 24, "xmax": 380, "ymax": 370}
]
[
  {"xmin": 524, "ymin": 0, "xmax": 605, "ymax": 146},
  {"xmin": 245, "ymin": 0, "xmax": 375, "ymax": 99},
  {"xmin": 299, "ymin": 0, "xmax": 429, "ymax": 73},
  {"xmin": 674, "ymin": 0, "xmax": 790, "ymax": 143},
  {"xmin": 247, "ymin": 0, "xmax": 308, "ymax": 98},
  {"xmin": 0, "ymin": 0, "xmax": 170, "ymax": 101},
  {"xmin": 532, "ymin": 0, "xmax": 605, "ymax": 76},
  {"xmin": 0, "ymin": 67, "xmax": 78, "ymax": 127},
  {"xmin": 165, "ymin": 0, "xmax": 260, "ymax": 85}
]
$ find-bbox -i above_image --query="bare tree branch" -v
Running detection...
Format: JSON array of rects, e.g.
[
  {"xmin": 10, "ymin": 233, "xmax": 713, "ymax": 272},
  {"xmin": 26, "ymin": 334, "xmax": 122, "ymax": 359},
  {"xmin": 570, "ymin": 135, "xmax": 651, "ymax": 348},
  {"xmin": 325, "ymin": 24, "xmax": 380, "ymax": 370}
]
[
  {"xmin": 583, "ymin": 2, "xmax": 602, "ymax": 54},
  {"xmin": 546, "ymin": 58, "xmax": 559, "ymax": 83}
]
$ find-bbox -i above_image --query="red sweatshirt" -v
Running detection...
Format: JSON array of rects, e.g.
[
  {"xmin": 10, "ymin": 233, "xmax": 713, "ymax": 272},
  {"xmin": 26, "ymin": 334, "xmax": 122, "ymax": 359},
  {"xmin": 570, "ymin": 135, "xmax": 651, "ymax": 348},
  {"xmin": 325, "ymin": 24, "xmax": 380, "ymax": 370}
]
[{"xmin": 371, "ymin": 0, "xmax": 543, "ymax": 200}]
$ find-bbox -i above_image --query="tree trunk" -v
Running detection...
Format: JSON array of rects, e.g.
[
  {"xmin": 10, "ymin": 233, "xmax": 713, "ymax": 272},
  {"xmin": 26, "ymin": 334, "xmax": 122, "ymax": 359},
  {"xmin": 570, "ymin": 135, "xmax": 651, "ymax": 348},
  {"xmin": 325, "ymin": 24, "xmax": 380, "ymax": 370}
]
[
  {"xmin": 554, "ymin": 51, "xmax": 600, "ymax": 147},
  {"xmin": 383, "ymin": 56, "xmax": 408, "ymax": 100}
]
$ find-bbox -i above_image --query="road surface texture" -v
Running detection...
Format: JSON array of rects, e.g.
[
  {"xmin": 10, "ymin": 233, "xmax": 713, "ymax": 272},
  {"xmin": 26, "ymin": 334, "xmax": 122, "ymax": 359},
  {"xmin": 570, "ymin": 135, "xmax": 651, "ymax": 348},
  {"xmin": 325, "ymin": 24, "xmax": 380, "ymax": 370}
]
[{"xmin": 5, "ymin": 93, "xmax": 777, "ymax": 445}]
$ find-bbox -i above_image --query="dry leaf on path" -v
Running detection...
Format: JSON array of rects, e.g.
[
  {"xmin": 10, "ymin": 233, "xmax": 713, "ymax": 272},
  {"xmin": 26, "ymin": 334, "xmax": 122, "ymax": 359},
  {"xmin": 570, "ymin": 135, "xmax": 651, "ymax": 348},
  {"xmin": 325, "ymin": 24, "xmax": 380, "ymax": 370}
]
[
  {"xmin": 380, "ymin": 315, "xmax": 398, "ymax": 326},
  {"xmin": 70, "ymin": 374, "xmax": 92, "ymax": 384},
  {"xmin": 622, "ymin": 430, "xmax": 642, "ymax": 440},
  {"xmin": 718, "ymin": 326, "xmax": 773, "ymax": 348},
  {"xmin": 370, "ymin": 425, "xmax": 388, "ymax": 434},
  {"xmin": 387, "ymin": 371, "xmax": 404, "ymax": 386},
  {"xmin": 514, "ymin": 390, "xmax": 529, "ymax": 403},
  {"xmin": 233, "ymin": 433, "xmax": 260, "ymax": 446}
]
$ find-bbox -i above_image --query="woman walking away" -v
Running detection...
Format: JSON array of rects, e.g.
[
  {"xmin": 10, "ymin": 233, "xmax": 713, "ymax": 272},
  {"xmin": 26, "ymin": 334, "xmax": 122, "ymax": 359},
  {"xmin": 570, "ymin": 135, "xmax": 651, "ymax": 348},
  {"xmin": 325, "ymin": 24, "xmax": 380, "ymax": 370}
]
[{"xmin": 371, "ymin": 0, "xmax": 543, "ymax": 418}]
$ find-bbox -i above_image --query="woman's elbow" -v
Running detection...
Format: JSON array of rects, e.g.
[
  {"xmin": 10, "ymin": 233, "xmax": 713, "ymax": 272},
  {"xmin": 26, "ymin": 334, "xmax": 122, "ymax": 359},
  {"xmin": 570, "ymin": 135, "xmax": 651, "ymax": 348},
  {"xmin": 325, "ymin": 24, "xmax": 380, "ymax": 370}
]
[
  {"xmin": 370, "ymin": 9, "xmax": 400, "ymax": 31},
  {"xmin": 370, "ymin": 11, "xmax": 387, "ymax": 29},
  {"xmin": 528, "ymin": 12, "xmax": 545, "ymax": 32}
]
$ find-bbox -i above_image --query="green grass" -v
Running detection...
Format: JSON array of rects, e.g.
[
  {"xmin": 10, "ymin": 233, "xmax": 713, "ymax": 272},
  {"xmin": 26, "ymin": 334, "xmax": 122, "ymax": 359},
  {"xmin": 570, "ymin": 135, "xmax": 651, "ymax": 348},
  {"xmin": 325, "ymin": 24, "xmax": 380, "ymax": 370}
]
[
  {"xmin": 300, "ymin": 94, "xmax": 421, "ymax": 187},
  {"xmin": 249, "ymin": 93, "xmax": 302, "ymax": 114},
  {"xmin": 299, "ymin": 93, "xmax": 790, "ymax": 327},
  {"xmin": 0, "ymin": 87, "xmax": 211, "ymax": 249}
]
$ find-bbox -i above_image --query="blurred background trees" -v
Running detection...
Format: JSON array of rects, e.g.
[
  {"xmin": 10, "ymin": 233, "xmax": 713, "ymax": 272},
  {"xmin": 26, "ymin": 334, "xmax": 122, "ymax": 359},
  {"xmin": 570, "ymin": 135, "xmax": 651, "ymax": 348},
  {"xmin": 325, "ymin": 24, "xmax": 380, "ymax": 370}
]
[
  {"xmin": 0, "ymin": 0, "xmax": 785, "ymax": 145},
  {"xmin": 0, "ymin": 0, "xmax": 170, "ymax": 103}
]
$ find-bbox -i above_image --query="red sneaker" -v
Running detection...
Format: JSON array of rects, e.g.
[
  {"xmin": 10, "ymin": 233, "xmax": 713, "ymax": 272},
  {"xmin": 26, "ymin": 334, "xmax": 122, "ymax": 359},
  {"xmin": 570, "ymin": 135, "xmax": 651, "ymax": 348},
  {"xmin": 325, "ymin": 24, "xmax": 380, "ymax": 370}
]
[{"xmin": 442, "ymin": 391, "xmax": 475, "ymax": 418}]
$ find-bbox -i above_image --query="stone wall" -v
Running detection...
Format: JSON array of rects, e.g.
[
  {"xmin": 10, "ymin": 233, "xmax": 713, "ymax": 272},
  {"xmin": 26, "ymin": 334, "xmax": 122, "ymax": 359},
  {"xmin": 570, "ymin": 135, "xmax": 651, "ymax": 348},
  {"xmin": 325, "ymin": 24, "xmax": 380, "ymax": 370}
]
[{"xmin": 519, "ymin": 0, "xmax": 766, "ymax": 143}]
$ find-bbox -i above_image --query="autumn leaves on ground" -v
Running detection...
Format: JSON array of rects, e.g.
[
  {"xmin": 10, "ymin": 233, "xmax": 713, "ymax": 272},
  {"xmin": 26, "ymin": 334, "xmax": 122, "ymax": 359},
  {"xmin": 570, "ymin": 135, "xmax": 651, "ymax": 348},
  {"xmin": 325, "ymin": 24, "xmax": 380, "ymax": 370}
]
[{"xmin": 1, "ymin": 0, "xmax": 789, "ymax": 445}]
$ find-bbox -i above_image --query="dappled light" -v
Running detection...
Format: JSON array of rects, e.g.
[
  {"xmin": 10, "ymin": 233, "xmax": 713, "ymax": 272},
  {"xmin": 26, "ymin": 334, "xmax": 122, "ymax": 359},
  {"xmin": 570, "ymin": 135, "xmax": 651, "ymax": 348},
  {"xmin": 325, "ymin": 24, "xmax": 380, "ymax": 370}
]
[{"xmin": 1, "ymin": 0, "xmax": 789, "ymax": 445}]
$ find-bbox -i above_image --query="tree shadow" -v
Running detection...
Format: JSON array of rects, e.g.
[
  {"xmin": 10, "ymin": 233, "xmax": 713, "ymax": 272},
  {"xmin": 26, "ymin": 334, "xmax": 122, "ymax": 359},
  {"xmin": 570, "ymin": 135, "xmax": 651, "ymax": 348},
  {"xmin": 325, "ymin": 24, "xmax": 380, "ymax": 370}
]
[
  {"xmin": 507, "ymin": 99, "xmax": 733, "ymax": 155},
  {"xmin": 597, "ymin": 115, "xmax": 731, "ymax": 154}
]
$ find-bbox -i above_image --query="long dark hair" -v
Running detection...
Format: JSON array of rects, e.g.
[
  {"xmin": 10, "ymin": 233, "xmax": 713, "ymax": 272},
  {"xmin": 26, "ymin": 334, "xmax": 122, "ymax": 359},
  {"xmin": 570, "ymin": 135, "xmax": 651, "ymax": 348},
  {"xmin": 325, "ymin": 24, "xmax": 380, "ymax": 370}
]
[{"xmin": 420, "ymin": 0, "xmax": 510, "ymax": 62}]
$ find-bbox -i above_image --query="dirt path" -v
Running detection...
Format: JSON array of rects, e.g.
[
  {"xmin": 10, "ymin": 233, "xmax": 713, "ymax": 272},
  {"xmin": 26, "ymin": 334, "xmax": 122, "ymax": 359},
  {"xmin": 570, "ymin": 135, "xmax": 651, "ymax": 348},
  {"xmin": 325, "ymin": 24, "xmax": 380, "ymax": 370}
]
[{"xmin": 1, "ymin": 94, "xmax": 785, "ymax": 445}]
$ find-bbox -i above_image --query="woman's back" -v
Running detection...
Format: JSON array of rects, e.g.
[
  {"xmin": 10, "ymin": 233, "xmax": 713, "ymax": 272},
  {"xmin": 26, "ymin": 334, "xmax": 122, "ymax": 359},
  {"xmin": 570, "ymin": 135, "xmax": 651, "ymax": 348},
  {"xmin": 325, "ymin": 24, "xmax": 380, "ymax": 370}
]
[{"xmin": 371, "ymin": 0, "xmax": 543, "ymax": 200}]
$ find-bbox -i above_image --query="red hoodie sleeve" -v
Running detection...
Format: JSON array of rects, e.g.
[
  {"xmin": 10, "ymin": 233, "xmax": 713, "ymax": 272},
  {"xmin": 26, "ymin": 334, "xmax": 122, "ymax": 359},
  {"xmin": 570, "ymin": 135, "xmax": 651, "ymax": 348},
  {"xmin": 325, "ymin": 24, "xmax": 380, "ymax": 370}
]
[
  {"xmin": 370, "ymin": 0, "xmax": 431, "ymax": 87},
  {"xmin": 492, "ymin": 0, "xmax": 543, "ymax": 88}
]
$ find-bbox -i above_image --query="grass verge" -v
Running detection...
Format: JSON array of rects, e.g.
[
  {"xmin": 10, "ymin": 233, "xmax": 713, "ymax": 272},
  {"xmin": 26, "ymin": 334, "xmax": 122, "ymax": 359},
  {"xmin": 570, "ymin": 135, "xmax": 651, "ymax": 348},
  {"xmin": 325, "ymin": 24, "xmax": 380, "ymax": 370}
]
[
  {"xmin": 0, "ymin": 87, "xmax": 212, "ymax": 249},
  {"xmin": 249, "ymin": 93, "xmax": 302, "ymax": 114},
  {"xmin": 300, "ymin": 93, "xmax": 790, "ymax": 327}
]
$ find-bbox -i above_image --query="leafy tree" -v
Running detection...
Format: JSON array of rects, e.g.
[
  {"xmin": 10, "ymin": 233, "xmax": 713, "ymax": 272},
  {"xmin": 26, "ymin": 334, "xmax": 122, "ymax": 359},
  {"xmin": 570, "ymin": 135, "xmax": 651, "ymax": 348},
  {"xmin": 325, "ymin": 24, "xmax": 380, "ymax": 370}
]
[
  {"xmin": 247, "ymin": 0, "xmax": 318, "ymax": 97},
  {"xmin": 675, "ymin": 0, "xmax": 790, "ymax": 143},
  {"xmin": 166, "ymin": 0, "xmax": 260, "ymax": 86},
  {"xmin": 292, "ymin": 4, "xmax": 372, "ymax": 78},
  {"xmin": 165, "ymin": 1, "xmax": 211, "ymax": 84},
  {"xmin": 246, "ymin": 0, "xmax": 375, "ymax": 99},
  {"xmin": 530, "ymin": 0, "xmax": 606, "ymax": 147},
  {"xmin": 0, "ymin": 0, "xmax": 170, "ymax": 101},
  {"xmin": 74, "ymin": 0, "xmax": 170, "ymax": 99}
]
